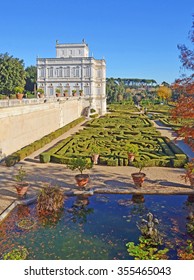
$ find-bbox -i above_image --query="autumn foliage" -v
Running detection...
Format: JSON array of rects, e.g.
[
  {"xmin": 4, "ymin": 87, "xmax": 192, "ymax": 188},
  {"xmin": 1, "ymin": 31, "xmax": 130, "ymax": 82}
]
[
  {"xmin": 157, "ymin": 85, "xmax": 172, "ymax": 101},
  {"xmin": 171, "ymin": 14, "xmax": 194, "ymax": 150}
]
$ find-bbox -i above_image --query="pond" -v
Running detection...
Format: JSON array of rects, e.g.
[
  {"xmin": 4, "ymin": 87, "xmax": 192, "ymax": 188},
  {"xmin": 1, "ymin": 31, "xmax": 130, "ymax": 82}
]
[{"xmin": 0, "ymin": 194, "xmax": 194, "ymax": 260}]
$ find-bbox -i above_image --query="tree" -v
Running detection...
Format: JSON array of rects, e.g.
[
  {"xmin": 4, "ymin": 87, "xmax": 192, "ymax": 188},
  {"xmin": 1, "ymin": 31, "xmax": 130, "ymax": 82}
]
[
  {"xmin": 106, "ymin": 78, "xmax": 118, "ymax": 103},
  {"xmin": 25, "ymin": 65, "xmax": 37, "ymax": 92},
  {"xmin": 0, "ymin": 53, "xmax": 26, "ymax": 95},
  {"xmin": 156, "ymin": 85, "xmax": 172, "ymax": 102},
  {"xmin": 171, "ymin": 14, "xmax": 194, "ymax": 150}
]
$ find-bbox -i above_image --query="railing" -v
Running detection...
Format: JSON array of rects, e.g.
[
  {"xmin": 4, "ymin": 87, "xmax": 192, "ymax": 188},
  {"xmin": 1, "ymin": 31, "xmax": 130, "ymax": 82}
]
[{"xmin": 0, "ymin": 96, "xmax": 84, "ymax": 108}]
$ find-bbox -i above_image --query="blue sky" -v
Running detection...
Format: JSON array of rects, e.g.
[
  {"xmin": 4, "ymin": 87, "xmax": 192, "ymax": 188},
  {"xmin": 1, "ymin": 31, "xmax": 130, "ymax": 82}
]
[{"xmin": 0, "ymin": 0, "xmax": 193, "ymax": 84}]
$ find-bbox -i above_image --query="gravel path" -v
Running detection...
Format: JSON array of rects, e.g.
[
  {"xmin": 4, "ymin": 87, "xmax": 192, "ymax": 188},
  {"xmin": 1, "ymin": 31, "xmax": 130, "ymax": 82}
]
[{"xmin": 152, "ymin": 120, "xmax": 194, "ymax": 160}]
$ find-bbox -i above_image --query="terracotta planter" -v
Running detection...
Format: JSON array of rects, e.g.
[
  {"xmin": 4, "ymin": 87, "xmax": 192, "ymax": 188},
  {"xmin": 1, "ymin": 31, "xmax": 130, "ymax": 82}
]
[
  {"xmin": 63, "ymin": 92, "xmax": 68, "ymax": 97},
  {"xmin": 91, "ymin": 154, "xmax": 99, "ymax": 165},
  {"xmin": 131, "ymin": 172, "xmax": 146, "ymax": 187},
  {"xmin": 16, "ymin": 93, "xmax": 24, "ymax": 100},
  {"xmin": 56, "ymin": 93, "xmax": 61, "ymax": 97},
  {"xmin": 75, "ymin": 174, "xmax": 89, "ymax": 187},
  {"xmin": 15, "ymin": 182, "xmax": 29, "ymax": 198},
  {"xmin": 127, "ymin": 153, "xmax": 135, "ymax": 162}
]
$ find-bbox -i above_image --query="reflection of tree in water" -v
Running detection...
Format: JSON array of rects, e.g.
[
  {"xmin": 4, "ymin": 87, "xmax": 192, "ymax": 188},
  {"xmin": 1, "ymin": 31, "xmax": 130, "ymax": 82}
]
[
  {"xmin": 68, "ymin": 195, "xmax": 94, "ymax": 224},
  {"xmin": 118, "ymin": 195, "xmax": 147, "ymax": 216},
  {"xmin": 37, "ymin": 209, "xmax": 64, "ymax": 227},
  {"xmin": 16, "ymin": 205, "xmax": 31, "ymax": 220}
]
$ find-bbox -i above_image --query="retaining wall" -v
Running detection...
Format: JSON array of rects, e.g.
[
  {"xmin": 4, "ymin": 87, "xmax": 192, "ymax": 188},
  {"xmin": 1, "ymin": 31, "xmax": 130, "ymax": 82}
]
[{"xmin": 0, "ymin": 97, "xmax": 89, "ymax": 158}]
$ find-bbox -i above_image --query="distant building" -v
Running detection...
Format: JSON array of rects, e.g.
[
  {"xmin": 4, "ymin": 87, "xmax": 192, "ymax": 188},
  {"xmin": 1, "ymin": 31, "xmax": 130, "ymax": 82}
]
[{"xmin": 37, "ymin": 40, "xmax": 106, "ymax": 114}]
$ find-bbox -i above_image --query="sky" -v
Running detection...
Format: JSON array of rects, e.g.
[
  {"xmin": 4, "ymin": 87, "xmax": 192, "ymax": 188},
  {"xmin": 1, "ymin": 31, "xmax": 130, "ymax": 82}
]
[{"xmin": 0, "ymin": 0, "xmax": 193, "ymax": 84}]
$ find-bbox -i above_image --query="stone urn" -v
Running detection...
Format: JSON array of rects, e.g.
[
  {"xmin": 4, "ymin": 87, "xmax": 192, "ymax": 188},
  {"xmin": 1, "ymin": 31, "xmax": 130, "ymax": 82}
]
[
  {"xmin": 127, "ymin": 152, "xmax": 135, "ymax": 163},
  {"xmin": 91, "ymin": 154, "xmax": 99, "ymax": 165}
]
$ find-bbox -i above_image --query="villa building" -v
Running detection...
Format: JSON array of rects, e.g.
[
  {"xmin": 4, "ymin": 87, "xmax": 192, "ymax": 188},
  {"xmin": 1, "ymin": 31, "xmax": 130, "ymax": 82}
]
[{"xmin": 36, "ymin": 40, "xmax": 106, "ymax": 114}]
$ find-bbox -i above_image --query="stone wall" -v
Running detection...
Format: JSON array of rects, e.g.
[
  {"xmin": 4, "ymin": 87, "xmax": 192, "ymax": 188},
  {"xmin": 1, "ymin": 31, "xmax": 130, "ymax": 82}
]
[{"xmin": 0, "ymin": 97, "xmax": 89, "ymax": 158}]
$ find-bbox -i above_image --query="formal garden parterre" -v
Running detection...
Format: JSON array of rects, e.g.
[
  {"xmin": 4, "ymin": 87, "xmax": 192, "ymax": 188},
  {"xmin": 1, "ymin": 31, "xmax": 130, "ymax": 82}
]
[{"xmin": 40, "ymin": 104, "xmax": 188, "ymax": 168}]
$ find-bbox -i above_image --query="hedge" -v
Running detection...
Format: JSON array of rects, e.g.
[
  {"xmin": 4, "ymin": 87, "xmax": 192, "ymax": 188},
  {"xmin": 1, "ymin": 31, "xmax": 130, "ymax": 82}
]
[{"xmin": 38, "ymin": 105, "xmax": 188, "ymax": 168}]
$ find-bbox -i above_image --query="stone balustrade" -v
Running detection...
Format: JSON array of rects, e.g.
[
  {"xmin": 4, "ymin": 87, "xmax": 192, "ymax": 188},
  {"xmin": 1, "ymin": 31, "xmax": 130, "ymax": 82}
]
[{"xmin": 0, "ymin": 96, "xmax": 83, "ymax": 108}]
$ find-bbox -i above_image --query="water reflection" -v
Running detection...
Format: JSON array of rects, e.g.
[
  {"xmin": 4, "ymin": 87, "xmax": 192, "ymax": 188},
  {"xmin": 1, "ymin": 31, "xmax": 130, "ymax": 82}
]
[{"xmin": 67, "ymin": 195, "xmax": 94, "ymax": 224}]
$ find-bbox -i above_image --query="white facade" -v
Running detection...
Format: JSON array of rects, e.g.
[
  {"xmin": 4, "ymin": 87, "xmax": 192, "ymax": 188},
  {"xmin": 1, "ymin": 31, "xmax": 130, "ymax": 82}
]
[{"xmin": 37, "ymin": 41, "xmax": 106, "ymax": 114}]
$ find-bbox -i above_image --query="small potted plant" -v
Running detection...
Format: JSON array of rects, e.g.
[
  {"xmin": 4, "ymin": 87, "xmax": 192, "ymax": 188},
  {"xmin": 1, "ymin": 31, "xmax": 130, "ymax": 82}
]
[
  {"xmin": 79, "ymin": 89, "xmax": 83, "ymax": 96},
  {"xmin": 37, "ymin": 88, "xmax": 44, "ymax": 98},
  {"xmin": 126, "ymin": 143, "xmax": 139, "ymax": 163},
  {"xmin": 67, "ymin": 157, "xmax": 93, "ymax": 188},
  {"xmin": 14, "ymin": 166, "xmax": 29, "ymax": 198},
  {"xmin": 91, "ymin": 146, "xmax": 100, "ymax": 165},
  {"xmin": 63, "ymin": 89, "xmax": 69, "ymax": 97},
  {"xmin": 72, "ymin": 89, "xmax": 77, "ymax": 96},
  {"xmin": 131, "ymin": 160, "xmax": 147, "ymax": 187},
  {"xmin": 14, "ymin": 86, "xmax": 24, "ymax": 100},
  {"xmin": 55, "ymin": 88, "xmax": 61, "ymax": 97},
  {"xmin": 182, "ymin": 159, "xmax": 194, "ymax": 188}
]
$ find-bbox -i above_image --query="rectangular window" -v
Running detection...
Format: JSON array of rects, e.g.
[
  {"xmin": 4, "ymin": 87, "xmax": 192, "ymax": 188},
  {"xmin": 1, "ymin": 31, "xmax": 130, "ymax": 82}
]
[
  {"xmin": 48, "ymin": 67, "xmax": 53, "ymax": 77},
  {"xmin": 59, "ymin": 67, "xmax": 63, "ymax": 77},
  {"xmin": 75, "ymin": 67, "xmax": 79, "ymax": 77},
  {"xmin": 64, "ymin": 67, "xmax": 70, "ymax": 77},
  {"xmin": 56, "ymin": 67, "xmax": 63, "ymax": 77},
  {"xmin": 84, "ymin": 67, "xmax": 90, "ymax": 77},
  {"xmin": 40, "ymin": 68, "xmax": 45, "ymax": 77}
]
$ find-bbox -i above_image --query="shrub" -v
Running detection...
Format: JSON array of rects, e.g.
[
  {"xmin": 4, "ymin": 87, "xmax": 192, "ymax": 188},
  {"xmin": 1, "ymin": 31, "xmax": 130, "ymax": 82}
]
[
  {"xmin": 50, "ymin": 155, "xmax": 73, "ymax": 164},
  {"xmin": 37, "ymin": 184, "xmax": 65, "ymax": 214},
  {"xmin": 172, "ymin": 158, "xmax": 188, "ymax": 168},
  {"xmin": 99, "ymin": 157, "xmax": 108, "ymax": 165},
  {"xmin": 90, "ymin": 113, "xmax": 99, "ymax": 118},
  {"xmin": 39, "ymin": 153, "xmax": 51, "ymax": 163},
  {"xmin": 67, "ymin": 157, "xmax": 93, "ymax": 174},
  {"xmin": 5, "ymin": 155, "xmax": 19, "ymax": 167},
  {"xmin": 107, "ymin": 158, "xmax": 118, "ymax": 166}
]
